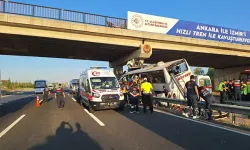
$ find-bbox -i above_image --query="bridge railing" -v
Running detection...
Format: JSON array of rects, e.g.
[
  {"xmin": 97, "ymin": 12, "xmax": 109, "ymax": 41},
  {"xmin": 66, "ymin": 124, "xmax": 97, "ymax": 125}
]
[
  {"xmin": 0, "ymin": 0, "xmax": 127, "ymax": 28},
  {"xmin": 154, "ymin": 97, "xmax": 250, "ymax": 116}
]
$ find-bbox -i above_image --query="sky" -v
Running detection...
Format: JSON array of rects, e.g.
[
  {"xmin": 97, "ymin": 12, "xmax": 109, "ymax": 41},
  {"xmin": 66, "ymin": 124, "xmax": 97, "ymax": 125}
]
[{"xmin": 1, "ymin": 0, "xmax": 250, "ymax": 82}]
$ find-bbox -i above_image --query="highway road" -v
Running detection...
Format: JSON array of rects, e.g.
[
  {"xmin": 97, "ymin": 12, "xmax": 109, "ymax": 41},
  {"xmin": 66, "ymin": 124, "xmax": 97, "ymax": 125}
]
[{"xmin": 0, "ymin": 93, "xmax": 250, "ymax": 150}]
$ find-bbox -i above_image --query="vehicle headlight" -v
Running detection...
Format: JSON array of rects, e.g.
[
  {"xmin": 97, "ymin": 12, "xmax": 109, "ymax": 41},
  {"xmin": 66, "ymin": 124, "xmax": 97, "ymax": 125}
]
[{"xmin": 93, "ymin": 93, "xmax": 100, "ymax": 98}]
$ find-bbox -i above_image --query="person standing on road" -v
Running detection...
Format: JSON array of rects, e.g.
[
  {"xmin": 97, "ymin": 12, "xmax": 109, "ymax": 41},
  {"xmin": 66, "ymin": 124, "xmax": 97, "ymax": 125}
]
[
  {"xmin": 247, "ymin": 80, "xmax": 250, "ymax": 101},
  {"xmin": 241, "ymin": 81, "xmax": 247, "ymax": 101},
  {"xmin": 183, "ymin": 75, "xmax": 199, "ymax": 119},
  {"xmin": 233, "ymin": 80, "xmax": 241, "ymax": 101},
  {"xmin": 55, "ymin": 84, "xmax": 66, "ymax": 110},
  {"xmin": 227, "ymin": 80, "xmax": 234, "ymax": 100},
  {"xmin": 129, "ymin": 82, "xmax": 140, "ymax": 113},
  {"xmin": 218, "ymin": 80, "xmax": 227, "ymax": 104},
  {"xmin": 43, "ymin": 86, "xmax": 50, "ymax": 103},
  {"xmin": 141, "ymin": 77, "xmax": 154, "ymax": 114},
  {"xmin": 121, "ymin": 81, "xmax": 128, "ymax": 106}
]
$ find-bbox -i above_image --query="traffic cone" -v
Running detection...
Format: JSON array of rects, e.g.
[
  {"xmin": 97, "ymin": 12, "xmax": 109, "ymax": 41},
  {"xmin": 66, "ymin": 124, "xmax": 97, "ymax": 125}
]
[{"xmin": 36, "ymin": 96, "xmax": 40, "ymax": 107}]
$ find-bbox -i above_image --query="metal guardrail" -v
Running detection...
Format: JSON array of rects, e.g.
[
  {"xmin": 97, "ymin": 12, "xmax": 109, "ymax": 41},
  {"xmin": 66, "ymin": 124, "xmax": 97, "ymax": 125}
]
[
  {"xmin": 154, "ymin": 97, "xmax": 250, "ymax": 116},
  {"xmin": 0, "ymin": 0, "xmax": 127, "ymax": 28}
]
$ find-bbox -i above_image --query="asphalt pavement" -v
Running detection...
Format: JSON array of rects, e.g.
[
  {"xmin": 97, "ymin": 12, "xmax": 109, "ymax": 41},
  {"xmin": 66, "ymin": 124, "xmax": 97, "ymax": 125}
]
[{"xmin": 0, "ymin": 94, "xmax": 250, "ymax": 150}]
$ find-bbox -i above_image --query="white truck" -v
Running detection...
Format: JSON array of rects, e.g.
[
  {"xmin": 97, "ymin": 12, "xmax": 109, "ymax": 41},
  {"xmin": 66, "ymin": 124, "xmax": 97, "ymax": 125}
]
[{"xmin": 78, "ymin": 67, "xmax": 125, "ymax": 112}]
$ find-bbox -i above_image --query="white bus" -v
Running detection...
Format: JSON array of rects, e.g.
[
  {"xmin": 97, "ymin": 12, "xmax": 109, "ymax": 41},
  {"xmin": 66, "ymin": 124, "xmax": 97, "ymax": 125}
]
[
  {"xmin": 34, "ymin": 80, "xmax": 48, "ymax": 94},
  {"xmin": 120, "ymin": 59, "xmax": 192, "ymax": 100},
  {"xmin": 78, "ymin": 67, "xmax": 124, "ymax": 112}
]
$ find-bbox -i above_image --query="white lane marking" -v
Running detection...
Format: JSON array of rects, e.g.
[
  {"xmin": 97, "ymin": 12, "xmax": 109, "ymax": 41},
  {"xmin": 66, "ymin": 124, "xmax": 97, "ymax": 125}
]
[
  {"xmin": 0, "ymin": 114, "xmax": 26, "ymax": 138},
  {"xmin": 151, "ymin": 107, "xmax": 250, "ymax": 137},
  {"xmin": 1, "ymin": 95, "xmax": 10, "ymax": 98},
  {"xmin": 84, "ymin": 109, "xmax": 105, "ymax": 127},
  {"xmin": 24, "ymin": 94, "xmax": 34, "ymax": 98},
  {"xmin": 72, "ymin": 98, "xmax": 76, "ymax": 102}
]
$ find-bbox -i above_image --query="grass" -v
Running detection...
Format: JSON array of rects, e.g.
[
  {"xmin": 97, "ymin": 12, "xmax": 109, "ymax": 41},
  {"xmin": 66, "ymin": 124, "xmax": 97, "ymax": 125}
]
[{"xmin": 217, "ymin": 113, "xmax": 250, "ymax": 129}]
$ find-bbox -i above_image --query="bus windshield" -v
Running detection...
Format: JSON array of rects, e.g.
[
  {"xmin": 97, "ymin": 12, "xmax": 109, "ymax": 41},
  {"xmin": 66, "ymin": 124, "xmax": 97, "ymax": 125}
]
[
  {"xmin": 168, "ymin": 60, "xmax": 189, "ymax": 75},
  {"xmin": 90, "ymin": 77, "xmax": 119, "ymax": 90},
  {"xmin": 35, "ymin": 81, "xmax": 46, "ymax": 88}
]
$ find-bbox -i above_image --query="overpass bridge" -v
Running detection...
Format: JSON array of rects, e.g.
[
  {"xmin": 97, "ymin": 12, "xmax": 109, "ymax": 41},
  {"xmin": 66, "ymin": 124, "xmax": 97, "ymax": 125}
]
[{"xmin": 0, "ymin": 1, "xmax": 250, "ymax": 83}]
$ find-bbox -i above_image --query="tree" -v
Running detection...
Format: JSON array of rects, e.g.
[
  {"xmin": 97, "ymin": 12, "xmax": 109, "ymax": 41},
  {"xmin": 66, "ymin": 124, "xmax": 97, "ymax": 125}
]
[
  {"xmin": 206, "ymin": 68, "xmax": 214, "ymax": 79},
  {"xmin": 193, "ymin": 67, "xmax": 205, "ymax": 75},
  {"xmin": 6, "ymin": 78, "xmax": 12, "ymax": 89}
]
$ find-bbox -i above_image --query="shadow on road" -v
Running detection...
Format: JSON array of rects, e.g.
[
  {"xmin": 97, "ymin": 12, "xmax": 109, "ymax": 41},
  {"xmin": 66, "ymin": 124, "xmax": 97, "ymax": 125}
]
[
  {"xmin": 0, "ymin": 96, "xmax": 35, "ymax": 118},
  {"xmin": 28, "ymin": 121, "xmax": 102, "ymax": 150},
  {"xmin": 117, "ymin": 107, "xmax": 250, "ymax": 150}
]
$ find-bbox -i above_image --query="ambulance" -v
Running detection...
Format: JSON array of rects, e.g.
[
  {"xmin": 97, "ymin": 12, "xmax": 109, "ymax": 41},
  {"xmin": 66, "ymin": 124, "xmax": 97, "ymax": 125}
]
[
  {"xmin": 194, "ymin": 75, "xmax": 212, "ymax": 93},
  {"xmin": 78, "ymin": 67, "xmax": 124, "ymax": 112}
]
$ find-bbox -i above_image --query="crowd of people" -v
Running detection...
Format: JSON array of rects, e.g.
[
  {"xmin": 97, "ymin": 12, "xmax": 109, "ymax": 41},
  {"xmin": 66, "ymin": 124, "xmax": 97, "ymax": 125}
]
[
  {"xmin": 218, "ymin": 79, "xmax": 250, "ymax": 103},
  {"xmin": 121, "ymin": 75, "xmax": 154, "ymax": 114},
  {"xmin": 42, "ymin": 84, "xmax": 66, "ymax": 110},
  {"xmin": 121, "ymin": 74, "xmax": 216, "ymax": 119},
  {"xmin": 182, "ymin": 75, "xmax": 216, "ymax": 120}
]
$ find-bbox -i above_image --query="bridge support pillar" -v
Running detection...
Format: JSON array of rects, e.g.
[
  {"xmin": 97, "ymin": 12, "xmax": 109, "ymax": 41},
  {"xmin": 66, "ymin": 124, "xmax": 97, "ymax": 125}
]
[
  {"xmin": 214, "ymin": 66, "xmax": 250, "ymax": 89},
  {"xmin": 109, "ymin": 44, "xmax": 152, "ymax": 68}
]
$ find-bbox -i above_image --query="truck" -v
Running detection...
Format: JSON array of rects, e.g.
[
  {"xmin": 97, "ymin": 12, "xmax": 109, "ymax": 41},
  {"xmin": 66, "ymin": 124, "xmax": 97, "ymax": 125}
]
[{"xmin": 78, "ymin": 67, "xmax": 125, "ymax": 112}]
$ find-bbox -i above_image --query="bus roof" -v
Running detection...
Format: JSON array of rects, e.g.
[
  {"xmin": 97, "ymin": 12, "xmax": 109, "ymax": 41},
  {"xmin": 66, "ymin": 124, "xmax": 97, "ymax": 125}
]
[
  {"xmin": 124, "ymin": 59, "xmax": 186, "ymax": 75},
  {"xmin": 34, "ymin": 80, "xmax": 46, "ymax": 82}
]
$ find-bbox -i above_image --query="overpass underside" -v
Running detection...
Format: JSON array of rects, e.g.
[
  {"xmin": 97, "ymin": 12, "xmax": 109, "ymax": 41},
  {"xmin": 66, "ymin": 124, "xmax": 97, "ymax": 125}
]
[
  {"xmin": 0, "ymin": 33, "xmax": 135, "ymax": 61},
  {"xmin": 1, "ymin": 33, "xmax": 250, "ymax": 69}
]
